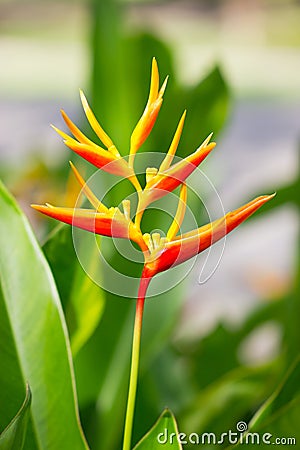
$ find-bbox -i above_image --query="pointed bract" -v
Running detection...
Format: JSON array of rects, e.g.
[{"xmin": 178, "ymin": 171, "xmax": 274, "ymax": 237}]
[
  {"xmin": 79, "ymin": 90, "xmax": 114, "ymax": 149},
  {"xmin": 166, "ymin": 183, "xmax": 187, "ymax": 241},
  {"xmin": 61, "ymin": 110, "xmax": 96, "ymax": 147},
  {"xmin": 144, "ymin": 194, "xmax": 275, "ymax": 276},
  {"xmin": 69, "ymin": 161, "xmax": 108, "ymax": 212},
  {"xmin": 130, "ymin": 58, "xmax": 168, "ymax": 158},
  {"xmin": 159, "ymin": 111, "xmax": 187, "ymax": 173},
  {"xmin": 62, "ymin": 139, "xmax": 134, "ymax": 178},
  {"xmin": 31, "ymin": 204, "xmax": 146, "ymax": 250},
  {"xmin": 53, "ymin": 110, "xmax": 136, "ymax": 181},
  {"xmin": 138, "ymin": 140, "xmax": 216, "ymax": 212}
]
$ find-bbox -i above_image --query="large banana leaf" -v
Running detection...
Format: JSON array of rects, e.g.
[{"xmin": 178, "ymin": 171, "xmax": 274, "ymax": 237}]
[
  {"xmin": 0, "ymin": 385, "xmax": 31, "ymax": 450},
  {"xmin": 0, "ymin": 180, "xmax": 88, "ymax": 450}
]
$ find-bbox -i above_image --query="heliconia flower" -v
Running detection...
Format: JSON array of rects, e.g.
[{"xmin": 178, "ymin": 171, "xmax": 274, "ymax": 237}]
[
  {"xmin": 129, "ymin": 57, "xmax": 168, "ymax": 164},
  {"xmin": 31, "ymin": 58, "xmax": 276, "ymax": 450},
  {"xmin": 32, "ymin": 57, "xmax": 275, "ymax": 278},
  {"xmin": 141, "ymin": 194, "xmax": 276, "ymax": 279}
]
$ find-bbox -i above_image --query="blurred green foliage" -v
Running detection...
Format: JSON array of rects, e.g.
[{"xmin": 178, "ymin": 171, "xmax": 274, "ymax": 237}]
[{"xmin": 1, "ymin": 0, "xmax": 300, "ymax": 449}]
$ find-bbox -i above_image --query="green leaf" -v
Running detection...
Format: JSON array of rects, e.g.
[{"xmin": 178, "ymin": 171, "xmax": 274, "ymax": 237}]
[
  {"xmin": 180, "ymin": 365, "xmax": 273, "ymax": 439},
  {"xmin": 225, "ymin": 357, "xmax": 300, "ymax": 449},
  {"xmin": 133, "ymin": 409, "xmax": 183, "ymax": 450},
  {"xmin": 68, "ymin": 260, "xmax": 105, "ymax": 356},
  {"xmin": 0, "ymin": 384, "xmax": 31, "ymax": 450},
  {"xmin": 0, "ymin": 179, "xmax": 89, "ymax": 450},
  {"xmin": 43, "ymin": 225, "xmax": 105, "ymax": 356},
  {"xmin": 42, "ymin": 224, "xmax": 76, "ymax": 310},
  {"xmin": 248, "ymin": 356, "xmax": 300, "ymax": 442}
]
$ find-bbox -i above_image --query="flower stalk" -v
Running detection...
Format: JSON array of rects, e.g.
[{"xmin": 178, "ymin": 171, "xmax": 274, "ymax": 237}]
[{"xmin": 122, "ymin": 275, "xmax": 151, "ymax": 450}]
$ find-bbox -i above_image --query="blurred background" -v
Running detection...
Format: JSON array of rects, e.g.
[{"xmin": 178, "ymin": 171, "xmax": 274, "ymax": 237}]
[{"xmin": 1, "ymin": 0, "xmax": 300, "ymax": 448}]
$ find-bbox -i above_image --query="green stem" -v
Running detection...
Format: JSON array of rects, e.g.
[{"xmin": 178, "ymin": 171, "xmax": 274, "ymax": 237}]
[{"xmin": 122, "ymin": 275, "xmax": 151, "ymax": 450}]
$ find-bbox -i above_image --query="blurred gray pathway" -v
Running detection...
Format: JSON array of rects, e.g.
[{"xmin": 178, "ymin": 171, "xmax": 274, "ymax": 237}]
[{"xmin": 1, "ymin": 99, "xmax": 299, "ymax": 174}]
